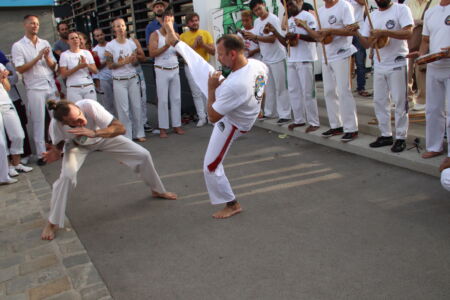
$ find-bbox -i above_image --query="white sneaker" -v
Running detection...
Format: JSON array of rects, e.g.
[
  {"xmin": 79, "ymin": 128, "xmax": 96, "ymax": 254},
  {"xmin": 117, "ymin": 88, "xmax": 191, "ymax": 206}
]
[
  {"xmin": 196, "ymin": 118, "xmax": 207, "ymax": 127},
  {"xmin": 15, "ymin": 164, "xmax": 33, "ymax": 173},
  {"xmin": 20, "ymin": 156, "xmax": 30, "ymax": 165},
  {"xmin": 0, "ymin": 177, "xmax": 18, "ymax": 185},
  {"xmin": 8, "ymin": 167, "xmax": 19, "ymax": 177}
]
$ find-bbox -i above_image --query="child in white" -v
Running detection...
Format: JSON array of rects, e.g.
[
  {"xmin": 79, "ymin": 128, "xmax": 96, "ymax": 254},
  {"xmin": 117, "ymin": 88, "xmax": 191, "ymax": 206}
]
[
  {"xmin": 359, "ymin": 2, "xmax": 413, "ymax": 150},
  {"xmin": 149, "ymin": 29, "xmax": 183, "ymax": 137},
  {"xmin": 287, "ymin": 10, "xmax": 320, "ymax": 129},
  {"xmin": 421, "ymin": 1, "xmax": 450, "ymax": 157},
  {"xmin": 105, "ymin": 37, "xmax": 145, "ymax": 140},
  {"xmin": 318, "ymin": 0, "xmax": 359, "ymax": 138},
  {"xmin": 60, "ymin": 48, "xmax": 97, "ymax": 102}
]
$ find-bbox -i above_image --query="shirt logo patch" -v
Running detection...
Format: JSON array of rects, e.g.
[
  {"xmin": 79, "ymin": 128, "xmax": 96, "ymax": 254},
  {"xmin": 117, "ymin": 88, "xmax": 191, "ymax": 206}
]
[
  {"xmin": 386, "ymin": 20, "xmax": 395, "ymax": 29},
  {"xmin": 254, "ymin": 74, "xmax": 266, "ymax": 102},
  {"xmin": 328, "ymin": 15, "xmax": 337, "ymax": 25},
  {"xmin": 218, "ymin": 122, "xmax": 225, "ymax": 132},
  {"xmin": 446, "ymin": 15, "xmax": 450, "ymax": 25}
]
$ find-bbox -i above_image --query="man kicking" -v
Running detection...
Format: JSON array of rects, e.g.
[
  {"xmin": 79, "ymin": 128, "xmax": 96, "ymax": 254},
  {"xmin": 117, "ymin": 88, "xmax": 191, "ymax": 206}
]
[
  {"xmin": 41, "ymin": 99, "xmax": 176, "ymax": 240},
  {"xmin": 163, "ymin": 15, "xmax": 268, "ymax": 218}
]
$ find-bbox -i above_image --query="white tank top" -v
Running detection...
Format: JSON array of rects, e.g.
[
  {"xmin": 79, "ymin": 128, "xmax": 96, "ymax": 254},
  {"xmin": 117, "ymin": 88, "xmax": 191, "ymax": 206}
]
[{"xmin": 155, "ymin": 30, "xmax": 178, "ymax": 68}]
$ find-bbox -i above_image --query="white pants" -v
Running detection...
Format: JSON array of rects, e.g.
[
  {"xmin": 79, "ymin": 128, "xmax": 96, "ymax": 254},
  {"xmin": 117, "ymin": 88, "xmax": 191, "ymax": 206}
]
[
  {"xmin": 0, "ymin": 118, "xmax": 9, "ymax": 183},
  {"xmin": 425, "ymin": 66, "xmax": 450, "ymax": 154},
  {"xmin": 442, "ymin": 169, "xmax": 450, "ymax": 192},
  {"xmin": 322, "ymin": 57, "xmax": 358, "ymax": 132},
  {"xmin": 113, "ymin": 76, "xmax": 144, "ymax": 139},
  {"xmin": 155, "ymin": 68, "xmax": 182, "ymax": 129},
  {"xmin": 203, "ymin": 119, "xmax": 243, "ymax": 205},
  {"xmin": 264, "ymin": 60, "xmax": 291, "ymax": 119},
  {"xmin": 287, "ymin": 62, "xmax": 319, "ymax": 126},
  {"xmin": 48, "ymin": 136, "xmax": 167, "ymax": 227},
  {"xmin": 137, "ymin": 70, "xmax": 148, "ymax": 125},
  {"xmin": 25, "ymin": 81, "xmax": 59, "ymax": 158},
  {"xmin": 373, "ymin": 66, "xmax": 408, "ymax": 139},
  {"xmin": 185, "ymin": 65, "xmax": 207, "ymax": 120},
  {"xmin": 0, "ymin": 104, "xmax": 25, "ymax": 155},
  {"xmin": 100, "ymin": 79, "xmax": 116, "ymax": 117},
  {"xmin": 66, "ymin": 84, "xmax": 97, "ymax": 103}
]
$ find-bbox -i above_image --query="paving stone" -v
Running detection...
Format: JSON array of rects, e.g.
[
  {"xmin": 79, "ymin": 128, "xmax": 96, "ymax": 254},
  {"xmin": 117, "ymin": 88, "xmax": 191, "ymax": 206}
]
[
  {"xmin": 30, "ymin": 181, "xmax": 49, "ymax": 190},
  {"xmin": 19, "ymin": 255, "xmax": 59, "ymax": 275},
  {"xmin": 80, "ymin": 283, "xmax": 110, "ymax": 300},
  {"xmin": 11, "ymin": 236, "xmax": 48, "ymax": 253},
  {"xmin": 35, "ymin": 188, "xmax": 51, "ymax": 196},
  {"xmin": 0, "ymin": 266, "xmax": 18, "ymax": 283},
  {"xmin": 0, "ymin": 192, "xmax": 16, "ymax": 202},
  {"xmin": 27, "ymin": 276, "xmax": 71, "ymax": 300},
  {"xmin": 16, "ymin": 219, "xmax": 46, "ymax": 233},
  {"xmin": 37, "ymin": 192, "xmax": 51, "ymax": 202},
  {"xmin": 3, "ymin": 293, "xmax": 27, "ymax": 300},
  {"xmin": 6, "ymin": 265, "xmax": 65, "ymax": 294},
  {"xmin": 26, "ymin": 244, "xmax": 56, "ymax": 260},
  {"xmin": 20, "ymin": 212, "xmax": 41, "ymax": 224},
  {"xmin": 56, "ymin": 229, "xmax": 77, "ymax": 242},
  {"xmin": 58, "ymin": 239, "xmax": 86, "ymax": 257},
  {"xmin": 67, "ymin": 264, "xmax": 102, "ymax": 289},
  {"xmin": 47, "ymin": 290, "xmax": 81, "ymax": 300},
  {"xmin": 0, "ymin": 255, "xmax": 24, "ymax": 269},
  {"xmin": 0, "ymin": 282, "xmax": 5, "ymax": 296},
  {"xmin": 0, "ymin": 241, "xmax": 10, "ymax": 257},
  {"xmin": 63, "ymin": 254, "xmax": 90, "ymax": 269}
]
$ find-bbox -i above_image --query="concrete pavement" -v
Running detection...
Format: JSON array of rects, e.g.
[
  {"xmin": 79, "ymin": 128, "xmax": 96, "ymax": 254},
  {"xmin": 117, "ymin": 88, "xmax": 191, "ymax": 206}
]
[{"xmin": 37, "ymin": 124, "xmax": 450, "ymax": 300}]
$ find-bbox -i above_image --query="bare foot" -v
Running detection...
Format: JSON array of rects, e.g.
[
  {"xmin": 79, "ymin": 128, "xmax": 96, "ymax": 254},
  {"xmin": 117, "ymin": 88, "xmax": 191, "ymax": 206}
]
[
  {"xmin": 134, "ymin": 137, "xmax": 146, "ymax": 142},
  {"xmin": 174, "ymin": 127, "xmax": 185, "ymax": 135},
  {"xmin": 41, "ymin": 221, "xmax": 58, "ymax": 240},
  {"xmin": 159, "ymin": 129, "xmax": 168, "ymax": 138},
  {"xmin": 212, "ymin": 202, "xmax": 242, "ymax": 219},
  {"xmin": 152, "ymin": 191, "xmax": 177, "ymax": 200}
]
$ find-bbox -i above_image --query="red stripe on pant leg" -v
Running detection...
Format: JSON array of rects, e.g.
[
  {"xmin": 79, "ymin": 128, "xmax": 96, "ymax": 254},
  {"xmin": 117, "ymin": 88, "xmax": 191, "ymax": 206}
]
[{"xmin": 207, "ymin": 125, "xmax": 237, "ymax": 172}]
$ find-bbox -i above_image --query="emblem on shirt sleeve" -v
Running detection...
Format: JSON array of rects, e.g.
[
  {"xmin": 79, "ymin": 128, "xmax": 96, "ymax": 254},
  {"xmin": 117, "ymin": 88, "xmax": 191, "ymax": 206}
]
[
  {"xmin": 385, "ymin": 20, "xmax": 395, "ymax": 29},
  {"xmin": 446, "ymin": 15, "xmax": 450, "ymax": 25},
  {"xmin": 254, "ymin": 75, "xmax": 266, "ymax": 102},
  {"xmin": 328, "ymin": 15, "xmax": 337, "ymax": 25}
]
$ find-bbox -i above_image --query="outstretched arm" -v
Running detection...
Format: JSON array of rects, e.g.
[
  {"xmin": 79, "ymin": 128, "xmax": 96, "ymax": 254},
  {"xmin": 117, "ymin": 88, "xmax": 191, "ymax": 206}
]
[{"xmin": 67, "ymin": 119, "xmax": 125, "ymax": 138}]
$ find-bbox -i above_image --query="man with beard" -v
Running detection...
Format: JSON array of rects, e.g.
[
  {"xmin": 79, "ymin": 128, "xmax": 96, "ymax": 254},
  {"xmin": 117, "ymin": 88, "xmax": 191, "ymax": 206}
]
[
  {"xmin": 93, "ymin": 28, "xmax": 115, "ymax": 116},
  {"xmin": 164, "ymin": 15, "xmax": 268, "ymax": 218},
  {"xmin": 356, "ymin": 0, "xmax": 413, "ymax": 152},
  {"xmin": 11, "ymin": 15, "xmax": 59, "ymax": 166},
  {"xmin": 266, "ymin": 0, "xmax": 320, "ymax": 133},
  {"xmin": 40, "ymin": 99, "xmax": 177, "ymax": 240},
  {"xmin": 180, "ymin": 13, "xmax": 216, "ymax": 127},
  {"xmin": 53, "ymin": 22, "xmax": 70, "ymax": 59},
  {"xmin": 145, "ymin": 1, "xmax": 179, "ymax": 49}
]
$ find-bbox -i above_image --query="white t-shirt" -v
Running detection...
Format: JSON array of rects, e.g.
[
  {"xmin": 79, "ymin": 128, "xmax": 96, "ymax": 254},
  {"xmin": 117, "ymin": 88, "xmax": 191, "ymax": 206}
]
[
  {"xmin": 346, "ymin": 0, "xmax": 365, "ymax": 24},
  {"xmin": 59, "ymin": 49, "xmax": 95, "ymax": 86},
  {"xmin": 238, "ymin": 28, "xmax": 262, "ymax": 60},
  {"xmin": 253, "ymin": 13, "xmax": 287, "ymax": 63},
  {"xmin": 318, "ymin": 0, "xmax": 357, "ymax": 62},
  {"xmin": 105, "ymin": 39, "xmax": 137, "ymax": 77},
  {"xmin": 287, "ymin": 11, "xmax": 318, "ymax": 62},
  {"xmin": 93, "ymin": 44, "xmax": 113, "ymax": 80},
  {"xmin": 213, "ymin": 59, "xmax": 269, "ymax": 131},
  {"xmin": 0, "ymin": 64, "xmax": 13, "ymax": 106},
  {"xmin": 422, "ymin": 4, "xmax": 450, "ymax": 69},
  {"xmin": 50, "ymin": 99, "xmax": 114, "ymax": 146},
  {"xmin": 360, "ymin": 3, "xmax": 413, "ymax": 71}
]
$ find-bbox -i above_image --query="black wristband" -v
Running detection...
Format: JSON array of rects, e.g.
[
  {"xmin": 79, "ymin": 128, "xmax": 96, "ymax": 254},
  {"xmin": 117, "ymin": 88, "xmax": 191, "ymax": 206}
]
[{"xmin": 173, "ymin": 40, "xmax": 180, "ymax": 47}]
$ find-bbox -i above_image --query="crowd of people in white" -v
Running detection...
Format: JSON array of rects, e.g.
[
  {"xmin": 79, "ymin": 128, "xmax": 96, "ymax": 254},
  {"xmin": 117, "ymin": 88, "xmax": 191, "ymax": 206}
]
[{"xmin": 0, "ymin": 0, "xmax": 449, "ymax": 238}]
